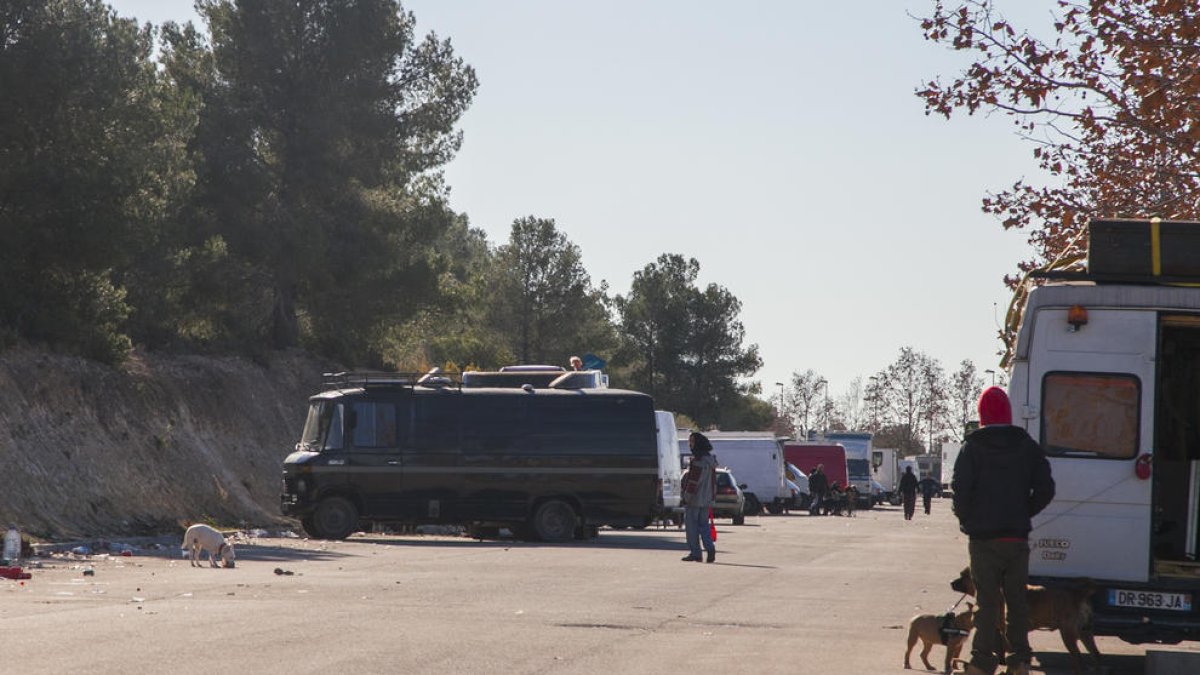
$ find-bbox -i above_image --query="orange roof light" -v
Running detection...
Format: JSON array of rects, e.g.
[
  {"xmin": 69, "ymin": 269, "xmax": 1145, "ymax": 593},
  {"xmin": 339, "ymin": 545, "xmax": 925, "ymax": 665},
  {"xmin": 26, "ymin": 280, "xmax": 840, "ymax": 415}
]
[{"xmin": 1067, "ymin": 305, "xmax": 1088, "ymax": 331}]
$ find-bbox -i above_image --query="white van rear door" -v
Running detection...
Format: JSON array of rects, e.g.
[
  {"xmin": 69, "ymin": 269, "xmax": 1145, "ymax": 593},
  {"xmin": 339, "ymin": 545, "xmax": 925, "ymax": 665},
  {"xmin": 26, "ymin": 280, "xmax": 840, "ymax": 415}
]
[{"xmin": 1025, "ymin": 306, "xmax": 1155, "ymax": 583}]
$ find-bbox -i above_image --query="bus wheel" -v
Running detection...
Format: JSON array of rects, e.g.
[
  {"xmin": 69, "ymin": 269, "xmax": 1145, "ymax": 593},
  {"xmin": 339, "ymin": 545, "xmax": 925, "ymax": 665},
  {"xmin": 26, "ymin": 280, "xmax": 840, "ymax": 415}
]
[
  {"xmin": 310, "ymin": 497, "xmax": 358, "ymax": 540},
  {"xmin": 532, "ymin": 500, "xmax": 577, "ymax": 542},
  {"xmin": 300, "ymin": 516, "xmax": 318, "ymax": 538},
  {"xmin": 766, "ymin": 502, "xmax": 784, "ymax": 515}
]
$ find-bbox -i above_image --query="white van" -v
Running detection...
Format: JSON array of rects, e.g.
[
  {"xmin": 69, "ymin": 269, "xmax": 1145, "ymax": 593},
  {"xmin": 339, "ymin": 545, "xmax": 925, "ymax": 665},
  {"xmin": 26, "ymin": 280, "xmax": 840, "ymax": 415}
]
[
  {"xmin": 654, "ymin": 411, "xmax": 683, "ymax": 516},
  {"xmin": 1009, "ymin": 218, "xmax": 1200, "ymax": 644},
  {"xmin": 680, "ymin": 431, "xmax": 789, "ymax": 515}
]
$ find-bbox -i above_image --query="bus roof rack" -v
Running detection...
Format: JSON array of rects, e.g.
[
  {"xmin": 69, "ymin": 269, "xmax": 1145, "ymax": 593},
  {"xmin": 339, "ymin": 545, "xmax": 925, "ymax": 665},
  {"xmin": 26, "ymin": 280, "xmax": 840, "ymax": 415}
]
[{"xmin": 322, "ymin": 369, "xmax": 460, "ymax": 390}]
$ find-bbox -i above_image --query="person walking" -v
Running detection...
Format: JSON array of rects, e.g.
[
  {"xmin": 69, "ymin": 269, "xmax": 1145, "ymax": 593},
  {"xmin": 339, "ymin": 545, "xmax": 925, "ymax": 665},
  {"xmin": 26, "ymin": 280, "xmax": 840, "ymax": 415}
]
[
  {"xmin": 918, "ymin": 474, "xmax": 940, "ymax": 515},
  {"xmin": 951, "ymin": 386, "xmax": 1055, "ymax": 675},
  {"xmin": 808, "ymin": 464, "xmax": 829, "ymax": 516},
  {"xmin": 680, "ymin": 432, "xmax": 718, "ymax": 563},
  {"xmin": 899, "ymin": 465, "xmax": 919, "ymax": 520}
]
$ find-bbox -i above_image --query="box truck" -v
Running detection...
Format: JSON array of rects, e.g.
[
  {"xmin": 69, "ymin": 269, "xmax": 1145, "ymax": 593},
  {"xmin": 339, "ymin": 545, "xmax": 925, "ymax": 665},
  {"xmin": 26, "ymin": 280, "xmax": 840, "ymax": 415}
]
[
  {"xmin": 784, "ymin": 443, "xmax": 849, "ymax": 494},
  {"xmin": 1008, "ymin": 218, "xmax": 1200, "ymax": 644},
  {"xmin": 680, "ymin": 431, "xmax": 790, "ymax": 515},
  {"xmin": 872, "ymin": 447, "xmax": 901, "ymax": 505},
  {"xmin": 823, "ymin": 431, "xmax": 875, "ymax": 509}
]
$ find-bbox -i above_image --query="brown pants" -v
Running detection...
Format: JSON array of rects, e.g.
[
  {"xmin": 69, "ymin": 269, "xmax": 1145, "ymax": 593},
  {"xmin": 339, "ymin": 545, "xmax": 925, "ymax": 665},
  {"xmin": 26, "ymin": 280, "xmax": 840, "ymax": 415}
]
[{"xmin": 968, "ymin": 538, "xmax": 1032, "ymax": 673}]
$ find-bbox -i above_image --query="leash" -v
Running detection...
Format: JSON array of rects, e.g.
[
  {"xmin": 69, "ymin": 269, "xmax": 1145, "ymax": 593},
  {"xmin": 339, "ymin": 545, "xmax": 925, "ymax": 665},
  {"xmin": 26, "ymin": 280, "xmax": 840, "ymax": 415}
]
[{"xmin": 945, "ymin": 592, "xmax": 968, "ymax": 614}]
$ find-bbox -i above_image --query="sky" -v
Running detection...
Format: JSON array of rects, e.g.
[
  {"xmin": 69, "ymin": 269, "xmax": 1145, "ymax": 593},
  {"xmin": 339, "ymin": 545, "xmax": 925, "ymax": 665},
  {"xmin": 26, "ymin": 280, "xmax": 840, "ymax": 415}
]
[{"xmin": 108, "ymin": 0, "xmax": 1052, "ymax": 401}]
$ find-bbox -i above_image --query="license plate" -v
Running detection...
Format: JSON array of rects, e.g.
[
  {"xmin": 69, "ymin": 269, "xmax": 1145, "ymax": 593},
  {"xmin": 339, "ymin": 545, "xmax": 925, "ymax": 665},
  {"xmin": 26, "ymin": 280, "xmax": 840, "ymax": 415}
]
[{"xmin": 1109, "ymin": 589, "xmax": 1193, "ymax": 612}]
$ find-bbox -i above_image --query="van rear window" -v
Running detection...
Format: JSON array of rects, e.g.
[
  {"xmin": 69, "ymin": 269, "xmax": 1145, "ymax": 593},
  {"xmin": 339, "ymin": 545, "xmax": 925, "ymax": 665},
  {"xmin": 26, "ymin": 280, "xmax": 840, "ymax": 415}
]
[{"xmin": 1041, "ymin": 372, "xmax": 1139, "ymax": 458}]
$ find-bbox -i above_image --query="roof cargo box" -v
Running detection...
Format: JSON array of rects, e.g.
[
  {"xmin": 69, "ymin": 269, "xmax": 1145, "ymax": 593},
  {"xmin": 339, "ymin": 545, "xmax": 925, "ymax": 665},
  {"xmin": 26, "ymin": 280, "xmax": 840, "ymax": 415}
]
[{"xmin": 1089, "ymin": 218, "xmax": 1200, "ymax": 278}]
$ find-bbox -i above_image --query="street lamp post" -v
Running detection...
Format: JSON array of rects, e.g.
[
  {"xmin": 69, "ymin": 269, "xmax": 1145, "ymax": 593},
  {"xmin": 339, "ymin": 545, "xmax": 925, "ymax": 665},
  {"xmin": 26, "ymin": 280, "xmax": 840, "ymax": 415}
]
[
  {"xmin": 817, "ymin": 378, "xmax": 828, "ymax": 439},
  {"xmin": 985, "ymin": 369, "xmax": 996, "ymax": 386},
  {"xmin": 868, "ymin": 375, "xmax": 879, "ymax": 433},
  {"xmin": 774, "ymin": 382, "xmax": 785, "ymax": 429}
]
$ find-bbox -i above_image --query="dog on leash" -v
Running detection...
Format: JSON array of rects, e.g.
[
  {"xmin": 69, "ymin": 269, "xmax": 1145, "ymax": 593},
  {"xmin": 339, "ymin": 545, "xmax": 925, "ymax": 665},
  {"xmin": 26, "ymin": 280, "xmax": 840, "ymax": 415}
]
[
  {"xmin": 905, "ymin": 602, "xmax": 975, "ymax": 673},
  {"xmin": 181, "ymin": 523, "xmax": 236, "ymax": 568},
  {"xmin": 951, "ymin": 567, "xmax": 1099, "ymax": 673}
]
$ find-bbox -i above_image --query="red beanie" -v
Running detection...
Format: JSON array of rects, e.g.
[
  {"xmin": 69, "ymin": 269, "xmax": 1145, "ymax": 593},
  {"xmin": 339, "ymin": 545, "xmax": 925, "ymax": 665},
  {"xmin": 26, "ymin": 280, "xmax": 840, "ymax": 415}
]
[{"xmin": 978, "ymin": 386, "xmax": 1012, "ymax": 426}]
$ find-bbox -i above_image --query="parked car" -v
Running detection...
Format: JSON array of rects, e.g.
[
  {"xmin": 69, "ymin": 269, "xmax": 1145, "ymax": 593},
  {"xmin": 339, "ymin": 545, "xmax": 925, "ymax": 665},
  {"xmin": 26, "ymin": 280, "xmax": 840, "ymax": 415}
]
[{"xmin": 713, "ymin": 468, "xmax": 746, "ymax": 525}]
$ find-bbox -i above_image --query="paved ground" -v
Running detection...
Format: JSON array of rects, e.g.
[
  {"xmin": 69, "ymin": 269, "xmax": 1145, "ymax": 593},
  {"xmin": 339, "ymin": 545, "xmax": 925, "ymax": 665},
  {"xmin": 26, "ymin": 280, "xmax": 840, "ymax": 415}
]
[{"xmin": 1, "ymin": 501, "xmax": 1197, "ymax": 674}]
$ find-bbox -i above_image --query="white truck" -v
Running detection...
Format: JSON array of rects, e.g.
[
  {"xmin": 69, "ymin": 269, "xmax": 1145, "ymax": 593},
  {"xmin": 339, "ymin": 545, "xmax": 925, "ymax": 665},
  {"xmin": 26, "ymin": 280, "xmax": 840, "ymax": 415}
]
[
  {"xmin": 824, "ymin": 431, "xmax": 875, "ymax": 508},
  {"xmin": 939, "ymin": 441, "xmax": 962, "ymax": 495},
  {"xmin": 680, "ymin": 431, "xmax": 790, "ymax": 515},
  {"xmin": 1009, "ymin": 217, "xmax": 1200, "ymax": 645},
  {"xmin": 872, "ymin": 447, "xmax": 900, "ymax": 505}
]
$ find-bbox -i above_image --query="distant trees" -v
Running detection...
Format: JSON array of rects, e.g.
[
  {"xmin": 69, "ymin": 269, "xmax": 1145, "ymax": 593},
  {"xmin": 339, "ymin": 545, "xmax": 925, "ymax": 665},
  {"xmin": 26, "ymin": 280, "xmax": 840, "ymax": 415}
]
[
  {"xmin": 616, "ymin": 254, "xmax": 762, "ymax": 429},
  {"xmin": 485, "ymin": 217, "xmax": 614, "ymax": 366},
  {"xmin": 782, "ymin": 349, "xmax": 983, "ymax": 454}
]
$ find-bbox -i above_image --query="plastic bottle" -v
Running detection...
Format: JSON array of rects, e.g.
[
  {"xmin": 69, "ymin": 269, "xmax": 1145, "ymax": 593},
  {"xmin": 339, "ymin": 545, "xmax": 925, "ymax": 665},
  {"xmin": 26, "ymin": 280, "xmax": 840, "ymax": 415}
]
[{"xmin": 3, "ymin": 525, "xmax": 20, "ymax": 565}]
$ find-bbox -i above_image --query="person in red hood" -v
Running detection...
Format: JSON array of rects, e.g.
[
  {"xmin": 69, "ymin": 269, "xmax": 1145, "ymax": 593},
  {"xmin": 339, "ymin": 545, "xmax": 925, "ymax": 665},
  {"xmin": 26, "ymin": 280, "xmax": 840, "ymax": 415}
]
[{"xmin": 951, "ymin": 387, "xmax": 1055, "ymax": 675}]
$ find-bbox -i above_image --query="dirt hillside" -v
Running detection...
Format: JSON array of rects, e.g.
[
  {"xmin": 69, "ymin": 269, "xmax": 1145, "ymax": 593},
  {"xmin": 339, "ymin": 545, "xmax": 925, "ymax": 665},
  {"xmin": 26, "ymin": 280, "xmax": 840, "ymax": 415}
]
[{"xmin": 0, "ymin": 347, "xmax": 338, "ymax": 539}]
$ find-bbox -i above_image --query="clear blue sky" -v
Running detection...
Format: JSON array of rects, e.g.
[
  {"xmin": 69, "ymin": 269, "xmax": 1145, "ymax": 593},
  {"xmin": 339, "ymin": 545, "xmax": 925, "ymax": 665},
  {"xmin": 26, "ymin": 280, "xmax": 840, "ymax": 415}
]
[{"xmin": 110, "ymin": 0, "xmax": 1050, "ymax": 400}]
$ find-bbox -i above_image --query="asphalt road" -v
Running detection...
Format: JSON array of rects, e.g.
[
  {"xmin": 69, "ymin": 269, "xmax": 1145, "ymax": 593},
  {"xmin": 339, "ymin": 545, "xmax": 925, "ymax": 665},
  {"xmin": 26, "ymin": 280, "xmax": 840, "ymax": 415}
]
[{"xmin": 2, "ymin": 502, "xmax": 1197, "ymax": 674}]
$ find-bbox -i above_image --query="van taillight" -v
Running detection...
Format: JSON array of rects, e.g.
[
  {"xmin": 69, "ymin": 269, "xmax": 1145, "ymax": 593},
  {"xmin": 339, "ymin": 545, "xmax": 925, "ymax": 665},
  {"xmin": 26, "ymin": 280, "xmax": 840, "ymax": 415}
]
[{"xmin": 717, "ymin": 486, "xmax": 736, "ymax": 495}]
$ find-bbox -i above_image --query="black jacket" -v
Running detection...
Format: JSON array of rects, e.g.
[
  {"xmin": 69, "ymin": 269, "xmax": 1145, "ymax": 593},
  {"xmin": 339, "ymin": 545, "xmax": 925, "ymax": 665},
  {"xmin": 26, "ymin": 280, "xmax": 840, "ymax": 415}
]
[
  {"xmin": 899, "ymin": 470, "xmax": 918, "ymax": 496},
  {"xmin": 809, "ymin": 470, "xmax": 829, "ymax": 497},
  {"xmin": 952, "ymin": 425, "xmax": 1055, "ymax": 540}
]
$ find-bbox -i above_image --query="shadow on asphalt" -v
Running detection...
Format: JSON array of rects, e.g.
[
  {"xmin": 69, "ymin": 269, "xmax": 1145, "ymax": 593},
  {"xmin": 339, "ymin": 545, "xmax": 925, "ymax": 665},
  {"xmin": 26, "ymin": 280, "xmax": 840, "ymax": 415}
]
[
  {"xmin": 355, "ymin": 530, "xmax": 688, "ymax": 552},
  {"xmin": 1034, "ymin": 651, "xmax": 1143, "ymax": 674}
]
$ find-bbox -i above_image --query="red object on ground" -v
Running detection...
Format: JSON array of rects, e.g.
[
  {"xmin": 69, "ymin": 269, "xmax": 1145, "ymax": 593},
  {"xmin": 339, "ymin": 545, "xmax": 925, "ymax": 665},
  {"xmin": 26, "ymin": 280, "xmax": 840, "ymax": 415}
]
[
  {"xmin": 709, "ymin": 510, "xmax": 717, "ymax": 542},
  {"xmin": 0, "ymin": 566, "xmax": 31, "ymax": 580}
]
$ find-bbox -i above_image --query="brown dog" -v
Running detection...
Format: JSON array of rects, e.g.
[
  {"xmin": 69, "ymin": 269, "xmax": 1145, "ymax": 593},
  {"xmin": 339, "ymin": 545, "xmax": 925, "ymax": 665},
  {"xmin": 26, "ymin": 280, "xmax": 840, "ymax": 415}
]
[
  {"xmin": 951, "ymin": 567, "xmax": 1100, "ymax": 673},
  {"xmin": 904, "ymin": 602, "xmax": 975, "ymax": 673}
]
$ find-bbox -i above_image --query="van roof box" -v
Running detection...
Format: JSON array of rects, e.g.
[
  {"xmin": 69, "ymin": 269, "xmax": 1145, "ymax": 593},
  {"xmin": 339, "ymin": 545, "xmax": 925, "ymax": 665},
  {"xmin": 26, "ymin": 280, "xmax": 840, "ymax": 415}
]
[{"xmin": 1036, "ymin": 218, "xmax": 1200, "ymax": 284}]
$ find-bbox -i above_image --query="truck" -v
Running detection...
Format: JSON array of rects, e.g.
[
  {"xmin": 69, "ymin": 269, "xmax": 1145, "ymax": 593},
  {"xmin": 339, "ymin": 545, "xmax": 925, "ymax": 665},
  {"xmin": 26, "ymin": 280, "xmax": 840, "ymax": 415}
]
[
  {"xmin": 872, "ymin": 447, "xmax": 900, "ymax": 505},
  {"xmin": 1010, "ymin": 217, "xmax": 1200, "ymax": 645},
  {"xmin": 939, "ymin": 441, "xmax": 962, "ymax": 494},
  {"xmin": 783, "ymin": 443, "xmax": 849, "ymax": 496},
  {"xmin": 914, "ymin": 453, "xmax": 941, "ymax": 483},
  {"xmin": 677, "ymin": 431, "xmax": 790, "ymax": 515},
  {"xmin": 823, "ymin": 431, "xmax": 875, "ymax": 508}
]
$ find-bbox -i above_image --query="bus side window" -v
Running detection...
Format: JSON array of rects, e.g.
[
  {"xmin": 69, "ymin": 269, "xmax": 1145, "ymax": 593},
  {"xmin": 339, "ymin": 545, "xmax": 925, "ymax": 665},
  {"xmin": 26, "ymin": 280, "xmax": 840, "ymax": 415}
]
[{"xmin": 350, "ymin": 401, "xmax": 399, "ymax": 450}]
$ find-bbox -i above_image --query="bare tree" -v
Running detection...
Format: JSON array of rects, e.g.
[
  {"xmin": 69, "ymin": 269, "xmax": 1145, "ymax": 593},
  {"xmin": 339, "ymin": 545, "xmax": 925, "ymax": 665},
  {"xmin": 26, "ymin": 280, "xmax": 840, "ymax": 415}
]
[
  {"xmin": 788, "ymin": 369, "xmax": 826, "ymax": 440},
  {"xmin": 950, "ymin": 359, "xmax": 984, "ymax": 440}
]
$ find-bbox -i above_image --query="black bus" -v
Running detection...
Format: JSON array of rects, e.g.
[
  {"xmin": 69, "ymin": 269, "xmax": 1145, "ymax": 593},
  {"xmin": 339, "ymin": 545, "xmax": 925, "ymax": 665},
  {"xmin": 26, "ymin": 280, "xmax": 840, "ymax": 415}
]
[{"xmin": 280, "ymin": 372, "xmax": 659, "ymax": 541}]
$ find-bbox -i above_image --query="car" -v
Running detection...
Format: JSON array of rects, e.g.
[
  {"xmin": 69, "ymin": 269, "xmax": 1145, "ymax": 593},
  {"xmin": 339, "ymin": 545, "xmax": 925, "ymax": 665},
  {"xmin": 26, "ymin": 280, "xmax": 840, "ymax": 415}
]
[{"xmin": 713, "ymin": 468, "xmax": 746, "ymax": 525}]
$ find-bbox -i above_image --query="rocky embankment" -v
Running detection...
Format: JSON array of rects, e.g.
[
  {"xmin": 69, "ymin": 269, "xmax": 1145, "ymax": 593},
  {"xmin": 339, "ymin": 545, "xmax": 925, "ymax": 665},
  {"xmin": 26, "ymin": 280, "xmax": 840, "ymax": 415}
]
[{"xmin": 0, "ymin": 348, "xmax": 337, "ymax": 539}]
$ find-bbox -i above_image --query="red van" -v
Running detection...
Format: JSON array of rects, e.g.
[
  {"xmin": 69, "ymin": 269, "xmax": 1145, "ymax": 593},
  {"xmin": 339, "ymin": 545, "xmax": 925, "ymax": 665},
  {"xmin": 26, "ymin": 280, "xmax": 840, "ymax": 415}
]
[{"xmin": 783, "ymin": 443, "xmax": 848, "ymax": 491}]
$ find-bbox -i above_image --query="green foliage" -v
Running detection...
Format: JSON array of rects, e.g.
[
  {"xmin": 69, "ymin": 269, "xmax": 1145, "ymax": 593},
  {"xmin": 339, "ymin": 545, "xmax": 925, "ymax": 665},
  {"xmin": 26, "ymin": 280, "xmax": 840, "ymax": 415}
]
[
  {"xmin": 184, "ymin": 0, "xmax": 477, "ymax": 362},
  {"xmin": 0, "ymin": 0, "xmax": 172, "ymax": 363},
  {"xmin": 617, "ymin": 254, "xmax": 762, "ymax": 427},
  {"xmin": 484, "ymin": 217, "xmax": 615, "ymax": 367}
]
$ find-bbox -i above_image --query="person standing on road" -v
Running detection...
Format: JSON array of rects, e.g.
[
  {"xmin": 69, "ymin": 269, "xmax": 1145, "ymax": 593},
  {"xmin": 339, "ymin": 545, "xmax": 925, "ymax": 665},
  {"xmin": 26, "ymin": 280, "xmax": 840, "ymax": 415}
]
[
  {"xmin": 951, "ymin": 386, "xmax": 1055, "ymax": 675},
  {"xmin": 808, "ymin": 464, "xmax": 829, "ymax": 516},
  {"xmin": 899, "ymin": 465, "xmax": 919, "ymax": 520},
  {"xmin": 680, "ymin": 432, "xmax": 718, "ymax": 563},
  {"xmin": 917, "ymin": 474, "xmax": 939, "ymax": 515}
]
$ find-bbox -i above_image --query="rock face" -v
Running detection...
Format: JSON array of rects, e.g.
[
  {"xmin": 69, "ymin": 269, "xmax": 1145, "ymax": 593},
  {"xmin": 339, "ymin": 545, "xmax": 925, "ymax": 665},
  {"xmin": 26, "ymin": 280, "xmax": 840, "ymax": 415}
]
[{"xmin": 0, "ymin": 348, "xmax": 336, "ymax": 539}]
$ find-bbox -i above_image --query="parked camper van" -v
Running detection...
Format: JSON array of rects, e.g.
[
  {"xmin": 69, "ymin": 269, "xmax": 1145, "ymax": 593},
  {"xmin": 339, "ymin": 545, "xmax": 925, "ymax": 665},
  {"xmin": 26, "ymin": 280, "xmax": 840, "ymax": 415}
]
[
  {"xmin": 1009, "ymin": 218, "xmax": 1200, "ymax": 644},
  {"xmin": 872, "ymin": 447, "xmax": 900, "ymax": 505},
  {"xmin": 280, "ymin": 371, "xmax": 658, "ymax": 542}
]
